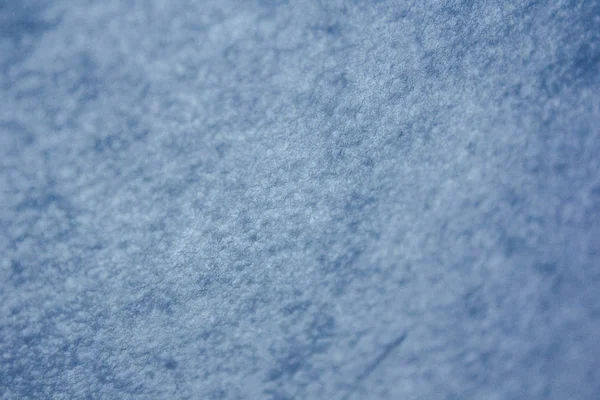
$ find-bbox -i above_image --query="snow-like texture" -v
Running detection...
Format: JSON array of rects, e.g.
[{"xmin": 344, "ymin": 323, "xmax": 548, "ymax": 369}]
[{"xmin": 1, "ymin": 1, "xmax": 600, "ymax": 399}]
